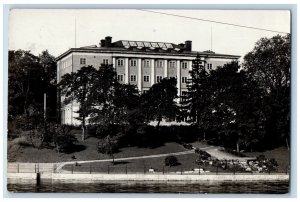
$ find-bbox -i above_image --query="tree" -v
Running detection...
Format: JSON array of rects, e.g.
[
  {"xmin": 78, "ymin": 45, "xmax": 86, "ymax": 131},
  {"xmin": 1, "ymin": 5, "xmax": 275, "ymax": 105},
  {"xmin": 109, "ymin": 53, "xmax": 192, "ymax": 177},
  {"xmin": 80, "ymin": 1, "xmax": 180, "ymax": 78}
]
[
  {"xmin": 113, "ymin": 83, "xmax": 142, "ymax": 134},
  {"xmin": 208, "ymin": 61, "xmax": 266, "ymax": 152},
  {"xmin": 58, "ymin": 65, "xmax": 97, "ymax": 141},
  {"xmin": 38, "ymin": 50, "xmax": 57, "ymax": 122},
  {"xmin": 185, "ymin": 53, "xmax": 212, "ymax": 140},
  {"xmin": 243, "ymin": 34, "xmax": 290, "ymax": 148},
  {"xmin": 97, "ymin": 135, "xmax": 119, "ymax": 164},
  {"xmin": 8, "ymin": 50, "xmax": 43, "ymax": 118},
  {"xmin": 141, "ymin": 77, "xmax": 178, "ymax": 127},
  {"xmin": 89, "ymin": 64, "xmax": 118, "ymax": 126}
]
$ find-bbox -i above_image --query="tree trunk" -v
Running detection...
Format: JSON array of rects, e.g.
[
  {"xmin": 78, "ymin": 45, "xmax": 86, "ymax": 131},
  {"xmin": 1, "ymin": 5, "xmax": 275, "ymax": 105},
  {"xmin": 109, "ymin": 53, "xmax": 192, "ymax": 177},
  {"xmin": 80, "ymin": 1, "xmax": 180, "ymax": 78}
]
[
  {"xmin": 236, "ymin": 142, "xmax": 240, "ymax": 153},
  {"xmin": 156, "ymin": 119, "xmax": 161, "ymax": 128},
  {"xmin": 286, "ymin": 137, "xmax": 289, "ymax": 150},
  {"xmin": 82, "ymin": 117, "xmax": 86, "ymax": 141}
]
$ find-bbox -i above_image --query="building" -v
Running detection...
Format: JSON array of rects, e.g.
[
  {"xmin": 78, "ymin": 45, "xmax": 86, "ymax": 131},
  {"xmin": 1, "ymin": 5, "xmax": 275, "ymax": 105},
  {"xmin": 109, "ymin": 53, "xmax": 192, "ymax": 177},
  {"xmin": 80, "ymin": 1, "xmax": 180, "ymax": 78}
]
[{"xmin": 56, "ymin": 36, "xmax": 240, "ymax": 125}]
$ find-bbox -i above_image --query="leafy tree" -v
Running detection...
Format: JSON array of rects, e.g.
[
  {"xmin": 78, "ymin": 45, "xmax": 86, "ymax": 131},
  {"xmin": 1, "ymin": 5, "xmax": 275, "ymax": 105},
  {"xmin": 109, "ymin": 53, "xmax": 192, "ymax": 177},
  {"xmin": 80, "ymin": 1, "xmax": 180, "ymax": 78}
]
[
  {"xmin": 90, "ymin": 64, "xmax": 144, "ymax": 133},
  {"xmin": 113, "ymin": 83, "xmax": 142, "ymax": 134},
  {"xmin": 8, "ymin": 49, "xmax": 57, "ymax": 139},
  {"xmin": 89, "ymin": 64, "xmax": 118, "ymax": 126},
  {"xmin": 243, "ymin": 34, "xmax": 290, "ymax": 148},
  {"xmin": 97, "ymin": 135, "xmax": 120, "ymax": 164},
  {"xmin": 208, "ymin": 61, "xmax": 266, "ymax": 152},
  {"xmin": 58, "ymin": 65, "xmax": 97, "ymax": 141},
  {"xmin": 141, "ymin": 77, "xmax": 178, "ymax": 127},
  {"xmin": 185, "ymin": 53, "xmax": 212, "ymax": 140},
  {"xmin": 8, "ymin": 50, "xmax": 43, "ymax": 118},
  {"xmin": 38, "ymin": 50, "xmax": 57, "ymax": 122}
]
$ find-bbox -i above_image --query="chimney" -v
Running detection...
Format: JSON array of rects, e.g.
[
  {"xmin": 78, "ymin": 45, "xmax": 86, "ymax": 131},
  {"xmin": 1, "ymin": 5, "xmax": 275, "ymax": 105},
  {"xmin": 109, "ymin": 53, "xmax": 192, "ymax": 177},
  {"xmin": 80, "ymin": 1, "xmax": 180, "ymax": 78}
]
[
  {"xmin": 185, "ymin": 40, "xmax": 192, "ymax": 51},
  {"xmin": 100, "ymin": 39, "xmax": 105, "ymax": 47},
  {"xmin": 105, "ymin": 36, "xmax": 112, "ymax": 47}
]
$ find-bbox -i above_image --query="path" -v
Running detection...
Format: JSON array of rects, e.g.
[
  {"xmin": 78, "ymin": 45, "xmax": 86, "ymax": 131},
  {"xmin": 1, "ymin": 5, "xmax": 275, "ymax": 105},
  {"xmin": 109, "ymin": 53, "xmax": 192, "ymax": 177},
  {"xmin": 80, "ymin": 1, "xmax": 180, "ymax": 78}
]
[
  {"xmin": 191, "ymin": 141, "xmax": 255, "ymax": 161},
  {"xmin": 55, "ymin": 148, "xmax": 208, "ymax": 172}
]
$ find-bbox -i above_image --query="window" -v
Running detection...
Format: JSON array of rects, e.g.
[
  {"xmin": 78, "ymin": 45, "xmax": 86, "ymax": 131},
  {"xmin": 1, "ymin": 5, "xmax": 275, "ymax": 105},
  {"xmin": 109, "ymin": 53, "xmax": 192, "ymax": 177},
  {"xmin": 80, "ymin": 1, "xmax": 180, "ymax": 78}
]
[
  {"xmin": 144, "ymin": 75, "xmax": 150, "ymax": 82},
  {"xmin": 156, "ymin": 76, "xmax": 163, "ymax": 83},
  {"xmin": 144, "ymin": 60, "xmax": 150, "ymax": 67},
  {"xmin": 117, "ymin": 59, "xmax": 124, "ymax": 67},
  {"xmin": 207, "ymin": 63, "xmax": 213, "ymax": 70},
  {"xmin": 80, "ymin": 58, "xmax": 86, "ymax": 65},
  {"xmin": 158, "ymin": 61, "xmax": 163, "ymax": 68},
  {"xmin": 181, "ymin": 91, "xmax": 188, "ymax": 102},
  {"xmin": 130, "ymin": 75, "xmax": 137, "ymax": 82},
  {"xmin": 117, "ymin": 75, "xmax": 123, "ymax": 82},
  {"xmin": 169, "ymin": 61, "xmax": 176, "ymax": 68},
  {"xmin": 182, "ymin": 77, "xmax": 188, "ymax": 83},
  {"xmin": 182, "ymin": 62, "xmax": 188, "ymax": 69},
  {"xmin": 130, "ymin": 59, "xmax": 137, "ymax": 67},
  {"xmin": 103, "ymin": 59, "xmax": 109, "ymax": 65},
  {"xmin": 182, "ymin": 91, "xmax": 188, "ymax": 96}
]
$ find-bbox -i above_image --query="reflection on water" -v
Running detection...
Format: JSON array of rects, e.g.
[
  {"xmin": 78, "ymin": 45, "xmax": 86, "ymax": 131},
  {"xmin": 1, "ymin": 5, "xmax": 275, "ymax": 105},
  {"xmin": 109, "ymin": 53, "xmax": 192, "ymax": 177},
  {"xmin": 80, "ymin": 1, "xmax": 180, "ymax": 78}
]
[{"xmin": 7, "ymin": 180, "xmax": 289, "ymax": 194}]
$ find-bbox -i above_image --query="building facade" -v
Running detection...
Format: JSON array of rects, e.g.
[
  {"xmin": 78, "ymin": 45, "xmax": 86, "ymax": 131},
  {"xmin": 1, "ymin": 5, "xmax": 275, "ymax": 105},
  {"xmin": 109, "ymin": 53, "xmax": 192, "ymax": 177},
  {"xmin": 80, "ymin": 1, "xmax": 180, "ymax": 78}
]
[{"xmin": 56, "ymin": 36, "xmax": 240, "ymax": 125}]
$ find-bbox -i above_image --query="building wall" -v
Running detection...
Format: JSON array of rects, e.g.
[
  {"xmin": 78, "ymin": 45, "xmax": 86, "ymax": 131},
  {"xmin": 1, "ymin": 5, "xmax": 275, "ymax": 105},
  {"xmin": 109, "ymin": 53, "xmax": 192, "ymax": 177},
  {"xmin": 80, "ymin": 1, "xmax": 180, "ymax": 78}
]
[
  {"xmin": 206, "ymin": 58, "xmax": 233, "ymax": 70},
  {"xmin": 58, "ymin": 52, "xmax": 236, "ymax": 125}
]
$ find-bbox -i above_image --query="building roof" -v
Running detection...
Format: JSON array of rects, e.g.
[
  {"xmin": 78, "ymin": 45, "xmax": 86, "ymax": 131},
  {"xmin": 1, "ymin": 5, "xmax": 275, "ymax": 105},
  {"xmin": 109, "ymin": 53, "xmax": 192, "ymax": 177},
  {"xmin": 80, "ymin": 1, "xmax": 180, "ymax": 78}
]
[{"xmin": 56, "ymin": 38, "xmax": 240, "ymax": 61}]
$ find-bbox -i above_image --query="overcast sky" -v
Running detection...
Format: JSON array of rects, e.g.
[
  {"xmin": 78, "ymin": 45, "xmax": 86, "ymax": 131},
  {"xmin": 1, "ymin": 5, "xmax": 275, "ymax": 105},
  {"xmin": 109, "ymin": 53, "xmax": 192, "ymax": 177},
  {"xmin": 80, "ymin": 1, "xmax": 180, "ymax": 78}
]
[{"xmin": 9, "ymin": 9, "xmax": 290, "ymax": 59}]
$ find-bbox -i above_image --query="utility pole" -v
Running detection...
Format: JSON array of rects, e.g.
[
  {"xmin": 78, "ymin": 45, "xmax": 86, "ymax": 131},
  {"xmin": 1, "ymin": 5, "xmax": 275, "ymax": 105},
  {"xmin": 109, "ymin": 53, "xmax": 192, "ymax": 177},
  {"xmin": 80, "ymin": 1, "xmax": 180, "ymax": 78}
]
[
  {"xmin": 210, "ymin": 26, "xmax": 213, "ymax": 52},
  {"xmin": 44, "ymin": 63, "xmax": 47, "ymax": 129}
]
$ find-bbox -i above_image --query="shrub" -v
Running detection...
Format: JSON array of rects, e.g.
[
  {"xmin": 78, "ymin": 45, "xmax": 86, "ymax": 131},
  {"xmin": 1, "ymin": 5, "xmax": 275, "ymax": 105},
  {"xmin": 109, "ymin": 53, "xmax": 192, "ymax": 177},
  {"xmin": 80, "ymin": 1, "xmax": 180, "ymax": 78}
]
[
  {"xmin": 52, "ymin": 124, "xmax": 78, "ymax": 153},
  {"xmin": 164, "ymin": 155, "xmax": 179, "ymax": 167},
  {"xmin": 256, "ymin": 154, "xmax": 266, "ymax": 162},
  {"xmin": 182, "ymin": 143, "xmax": 193, "ymax": 150},
  {"xmin": 195, "ymin": 148, "xmax": 211, "ymax": 160},
  {"xmin": 96, "ymin": 124, "xmax": 121, "ymax": 138}
]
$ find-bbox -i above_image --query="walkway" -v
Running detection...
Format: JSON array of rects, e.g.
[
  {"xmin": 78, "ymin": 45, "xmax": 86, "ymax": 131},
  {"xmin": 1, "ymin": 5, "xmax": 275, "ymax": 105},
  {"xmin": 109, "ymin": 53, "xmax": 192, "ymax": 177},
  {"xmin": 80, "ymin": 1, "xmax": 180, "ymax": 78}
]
[
  {"xmin": 55, "ymin": 148, "xmax": 206, "ymax": 172},
  {"xmin": 191, "ymin": 141, "xmax": 255, "ymax": 161}
]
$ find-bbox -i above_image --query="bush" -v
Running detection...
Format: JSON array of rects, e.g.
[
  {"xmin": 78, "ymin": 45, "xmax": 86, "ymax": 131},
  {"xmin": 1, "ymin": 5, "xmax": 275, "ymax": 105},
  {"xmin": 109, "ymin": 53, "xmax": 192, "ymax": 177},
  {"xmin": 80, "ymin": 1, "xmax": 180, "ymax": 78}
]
[
  {"xmin": 51, "ymin": 124, "xmax": 78, "ymax": 153},
  {"xmin": 195, "ymin": 148, "xmax": 211, "ymax": 160},
  {"xmin": 164, "ymin": 155, "xmax": 179, "ymax": 167},
  {"xmin": 182, "ymin": 143, "xmax": 193, "ymax": 150},
  {"xmin": 256, "ymin": 154, "xmax": 266, "ymax": 161},
  {"xmin": 95, "ymin": 124, "xmax": 121, "ymax": 138}
]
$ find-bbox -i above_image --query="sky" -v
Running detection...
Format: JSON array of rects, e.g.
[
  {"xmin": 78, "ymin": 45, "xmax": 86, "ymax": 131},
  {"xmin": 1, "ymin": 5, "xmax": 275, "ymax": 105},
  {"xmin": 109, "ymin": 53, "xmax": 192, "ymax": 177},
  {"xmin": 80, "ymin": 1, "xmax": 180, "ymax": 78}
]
[{"xmin": 8, "ymin": 9, "xmax": 290, "ymax": 59}]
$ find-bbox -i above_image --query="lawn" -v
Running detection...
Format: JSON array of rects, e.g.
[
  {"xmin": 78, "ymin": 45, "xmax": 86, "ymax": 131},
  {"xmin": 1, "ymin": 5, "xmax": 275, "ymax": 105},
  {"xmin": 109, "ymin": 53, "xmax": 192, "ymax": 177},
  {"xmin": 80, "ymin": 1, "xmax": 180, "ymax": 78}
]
[
  {"xmin": 8, "ymin": 129, "xmax": 290, "ymax": 174},
  {"xmin": 8, "ymin": 130, "xmax": 188, "ymax": 163},
  {"xmin": 62, "ymin": 153, "xmax": 221, "ymax": 174}
]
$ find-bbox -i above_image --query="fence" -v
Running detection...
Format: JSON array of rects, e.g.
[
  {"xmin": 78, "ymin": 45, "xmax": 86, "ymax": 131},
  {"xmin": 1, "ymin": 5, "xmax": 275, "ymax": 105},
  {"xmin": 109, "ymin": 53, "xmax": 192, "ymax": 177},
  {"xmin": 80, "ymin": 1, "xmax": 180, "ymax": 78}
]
[{"xmin": 7, "ymin": 163, "xmax": 290, "ymax": 176}]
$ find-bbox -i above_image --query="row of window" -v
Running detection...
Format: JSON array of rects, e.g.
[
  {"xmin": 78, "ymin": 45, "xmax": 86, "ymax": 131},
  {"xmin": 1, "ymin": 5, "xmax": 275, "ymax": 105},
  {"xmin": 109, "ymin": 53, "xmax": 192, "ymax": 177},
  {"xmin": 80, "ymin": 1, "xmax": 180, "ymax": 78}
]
[
  {"xmin": 117, "ymin": 75, "xmax": 188, "ymax": 83},
  {"xmin": 79, "ymin": 57, "xmax": 191, "ymax": 69},
  {"xmin": 80, "ymin": 58, "xmax": 110, "ymax": 65}
]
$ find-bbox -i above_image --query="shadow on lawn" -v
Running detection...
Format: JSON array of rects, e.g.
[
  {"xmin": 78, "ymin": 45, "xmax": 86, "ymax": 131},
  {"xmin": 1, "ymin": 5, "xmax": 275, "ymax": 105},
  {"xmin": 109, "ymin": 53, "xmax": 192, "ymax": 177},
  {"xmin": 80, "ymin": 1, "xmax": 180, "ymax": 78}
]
[
  {"xmin": 64, "ymin": 144, "xmax": 87, "ymax": 154},
  {"xmin": 113, "ymin": 161, "xmax": 130, "ymax": 165}
]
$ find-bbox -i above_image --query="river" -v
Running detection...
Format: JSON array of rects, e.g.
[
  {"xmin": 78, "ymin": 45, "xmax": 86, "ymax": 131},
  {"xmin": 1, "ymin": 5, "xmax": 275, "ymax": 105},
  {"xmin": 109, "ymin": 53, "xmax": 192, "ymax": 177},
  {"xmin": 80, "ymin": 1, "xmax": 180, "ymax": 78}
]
[{"xmin": 7, "ymin": 180, "xmax": 289, "ymax": 194}]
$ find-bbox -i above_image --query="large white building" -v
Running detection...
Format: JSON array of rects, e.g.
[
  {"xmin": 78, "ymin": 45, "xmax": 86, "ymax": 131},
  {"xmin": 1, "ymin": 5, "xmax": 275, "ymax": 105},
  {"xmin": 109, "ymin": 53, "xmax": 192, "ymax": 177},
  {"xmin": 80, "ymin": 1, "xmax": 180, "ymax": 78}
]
[{"xmin": 56, "ymin": 36, "xmax": 240, "ymax": 125}]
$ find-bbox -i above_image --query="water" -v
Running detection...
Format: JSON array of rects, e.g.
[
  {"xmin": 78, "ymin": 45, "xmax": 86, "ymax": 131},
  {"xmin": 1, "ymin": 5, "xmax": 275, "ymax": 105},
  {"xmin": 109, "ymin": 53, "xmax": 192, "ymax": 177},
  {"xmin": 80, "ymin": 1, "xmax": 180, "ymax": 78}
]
[{"xmin": 7, "ymin": 180, "xmax": 289, "ymax": 194}]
